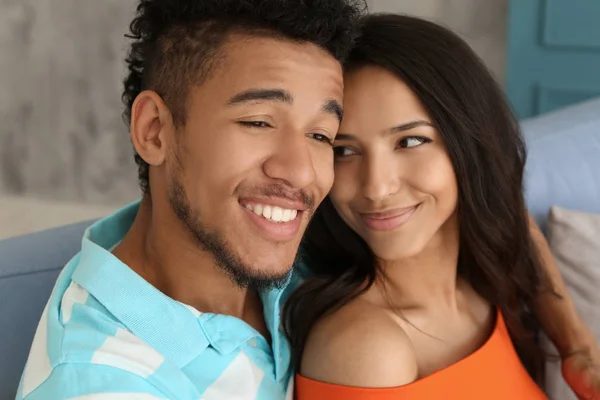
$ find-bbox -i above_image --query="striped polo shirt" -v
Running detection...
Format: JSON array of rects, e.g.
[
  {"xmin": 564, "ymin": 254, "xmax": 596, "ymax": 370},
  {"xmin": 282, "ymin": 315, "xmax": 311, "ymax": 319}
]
[{"xmin": 16, "ymin": 201, "xmax": 295, "ymax": 399}]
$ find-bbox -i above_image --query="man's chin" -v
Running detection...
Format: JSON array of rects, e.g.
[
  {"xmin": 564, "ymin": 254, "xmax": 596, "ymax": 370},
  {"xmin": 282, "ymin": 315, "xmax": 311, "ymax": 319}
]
[
  {"xmin": 232, "ymin": 252, "xmax": 299, "ymax": 290},
  {"xmin": 227, "ymin": 266, "xmax": 292, "ymax": 291}
]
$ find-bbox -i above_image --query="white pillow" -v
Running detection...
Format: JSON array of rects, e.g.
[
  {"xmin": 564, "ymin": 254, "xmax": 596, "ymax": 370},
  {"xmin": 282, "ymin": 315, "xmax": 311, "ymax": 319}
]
[{"xmin": 542, "ymin": 206, "xmax": 600, "ymax": 399}]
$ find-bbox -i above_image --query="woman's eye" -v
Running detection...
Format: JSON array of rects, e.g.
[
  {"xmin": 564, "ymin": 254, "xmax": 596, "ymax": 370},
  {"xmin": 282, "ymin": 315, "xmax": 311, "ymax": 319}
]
[
  {"xmin": 307, "ymin": 133, "xmax": 333, "ymax": 145},
  {"xmin": 398, "ymin": 136, "xmax": 430, "ymax": 149},
  {"xmin": 239, "ymin": 121, "xmax": 271, "ymax": 128},
  {"xmin": 333, "ymin": 146, "xmax": 357, "ymax": 157}
]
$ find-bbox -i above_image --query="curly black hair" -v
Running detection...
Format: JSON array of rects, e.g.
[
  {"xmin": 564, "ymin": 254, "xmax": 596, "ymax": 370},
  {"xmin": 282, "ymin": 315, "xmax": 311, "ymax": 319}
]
[{"xmin": 122, "ymin": 0, "xmax": 368, "ymax": 193}]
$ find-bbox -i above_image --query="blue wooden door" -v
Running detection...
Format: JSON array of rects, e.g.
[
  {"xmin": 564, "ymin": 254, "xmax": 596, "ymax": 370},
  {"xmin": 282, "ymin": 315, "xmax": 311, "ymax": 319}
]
[{"xmin": 506, "ymin": 0, "xmax": 600, "ymax": 119}]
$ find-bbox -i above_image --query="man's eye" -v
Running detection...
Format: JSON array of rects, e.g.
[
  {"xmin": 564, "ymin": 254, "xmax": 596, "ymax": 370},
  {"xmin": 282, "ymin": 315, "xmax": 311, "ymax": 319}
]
[
  {"xmin": 239, "ymin": 121, "xmax": 271, "ymax": 128},
  {"xmin": 307, "ymin": 133, "xmax": 333, "ymax": 145},
  {"xmin": 397, "ymin": 136, "xmax": 431, "ymax": 149},
  {"xmin": 333, "ymin": 146, "xmax": 357, "ymax": 157}
]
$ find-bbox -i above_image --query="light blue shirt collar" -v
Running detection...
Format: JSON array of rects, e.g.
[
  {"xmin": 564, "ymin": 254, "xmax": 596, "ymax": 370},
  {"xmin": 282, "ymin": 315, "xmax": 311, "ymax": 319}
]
[{"xmin": 72, "ymin": 200, "xmax": 292, "ymax": 379}]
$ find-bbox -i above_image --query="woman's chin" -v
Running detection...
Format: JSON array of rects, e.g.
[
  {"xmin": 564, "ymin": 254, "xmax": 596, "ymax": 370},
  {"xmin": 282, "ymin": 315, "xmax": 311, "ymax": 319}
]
[{"xmin": 370, "ymin": 238, "xmax": 427, "ymax": 264}]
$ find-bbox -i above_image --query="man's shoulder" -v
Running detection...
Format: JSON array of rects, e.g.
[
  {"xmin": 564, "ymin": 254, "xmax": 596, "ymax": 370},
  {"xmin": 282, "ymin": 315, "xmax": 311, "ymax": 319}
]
[
  {"xmin": 59, "ymin": 280, "xmax": 125, "ymax": 356},
  {"xmin": 17, "ymin": 362, "xmax": 169, "ymax": 400},
  {"xmin": 20, "ymin": 276, "xmax": 170, "ymax": 399}
]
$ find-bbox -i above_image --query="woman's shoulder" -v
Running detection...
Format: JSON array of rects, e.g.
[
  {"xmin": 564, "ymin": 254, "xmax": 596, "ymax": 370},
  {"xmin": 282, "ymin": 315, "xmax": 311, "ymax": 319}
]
[{"xmin": 301, "ymin": 298, "xmax": 418, "ymax": 388}]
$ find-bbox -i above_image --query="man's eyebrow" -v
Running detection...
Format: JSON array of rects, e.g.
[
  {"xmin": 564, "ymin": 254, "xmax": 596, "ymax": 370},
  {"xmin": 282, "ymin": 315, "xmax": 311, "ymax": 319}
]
[
  {"xmin": 226, "ymin": 89, "xmax": 342, "ymax": 123},
  {"xmin": 322, "ymin": 100, "xmax": 343, "ymax": 124},
  {"xmin": 226, "ymin": 89, "xmax": 293, "ymax": 106}
]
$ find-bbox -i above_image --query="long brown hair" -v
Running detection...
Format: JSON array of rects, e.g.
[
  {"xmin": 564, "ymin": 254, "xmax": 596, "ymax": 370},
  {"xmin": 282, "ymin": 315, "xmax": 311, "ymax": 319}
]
[{"xmin": 284, "ymin": 13, "xmax": 551, "ymax": 373}]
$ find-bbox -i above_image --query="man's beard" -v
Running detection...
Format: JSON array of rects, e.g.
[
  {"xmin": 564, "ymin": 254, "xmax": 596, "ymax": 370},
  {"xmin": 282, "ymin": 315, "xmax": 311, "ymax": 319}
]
[{"xmin": 168, "ymin": 177, "xmax": 294, "ymax": 291}]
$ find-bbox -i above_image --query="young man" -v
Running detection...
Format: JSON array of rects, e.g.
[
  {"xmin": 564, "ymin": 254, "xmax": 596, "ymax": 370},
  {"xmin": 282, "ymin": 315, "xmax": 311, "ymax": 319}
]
[
  {"xmin": 16, "ymin": 0, "xmax": 365, "ymax": 398},
  {"xmin": 17, "ymin": 0, "xmax": 599, "ymax": 399}
]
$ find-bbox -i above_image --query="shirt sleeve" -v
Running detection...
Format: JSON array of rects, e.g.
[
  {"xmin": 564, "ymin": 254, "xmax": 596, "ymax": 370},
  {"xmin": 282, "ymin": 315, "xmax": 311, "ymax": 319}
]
[{"xmin": 18, "ymin": 363, "xmax": 170, "ymax": 400}]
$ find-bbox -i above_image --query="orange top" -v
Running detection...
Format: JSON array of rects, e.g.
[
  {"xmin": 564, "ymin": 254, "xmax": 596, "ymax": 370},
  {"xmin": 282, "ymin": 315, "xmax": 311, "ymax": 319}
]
[{"xmin": 296, "ymin": 310, "xmax": 547, "ymax": 400}]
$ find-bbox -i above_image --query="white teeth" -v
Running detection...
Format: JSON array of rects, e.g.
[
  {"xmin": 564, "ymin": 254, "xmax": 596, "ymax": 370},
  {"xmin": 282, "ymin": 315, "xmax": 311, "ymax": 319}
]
[
  {"xmin": 271, "ymin": 207, "xmax": 283, "ymax": 222},
  {"xmin": 243, "ymin": 203, "xmax": 299, "ymax": 223},
  {"xmin": 263, "ymin": 205, "xmax": 272, "ymax": 219}
]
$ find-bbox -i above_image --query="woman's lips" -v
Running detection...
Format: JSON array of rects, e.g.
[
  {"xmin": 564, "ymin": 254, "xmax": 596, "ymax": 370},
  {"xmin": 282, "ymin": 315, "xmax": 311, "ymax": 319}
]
[{"xmin": 359, "ymin": 204, "xmax": 420, "ymax": 231}]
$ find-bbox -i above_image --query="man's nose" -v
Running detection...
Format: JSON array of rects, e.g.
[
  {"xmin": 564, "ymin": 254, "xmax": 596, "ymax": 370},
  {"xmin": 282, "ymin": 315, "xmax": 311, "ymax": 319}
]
[{"xmin": 262, "ymin": 133, "xmax": 317, "ymax": 190}]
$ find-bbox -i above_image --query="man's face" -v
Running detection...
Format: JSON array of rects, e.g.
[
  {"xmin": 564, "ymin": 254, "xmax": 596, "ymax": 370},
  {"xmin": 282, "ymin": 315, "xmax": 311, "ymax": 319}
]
[{"xmin": 165, "ymin": 35, "xmax": 343, "ymax": 289}]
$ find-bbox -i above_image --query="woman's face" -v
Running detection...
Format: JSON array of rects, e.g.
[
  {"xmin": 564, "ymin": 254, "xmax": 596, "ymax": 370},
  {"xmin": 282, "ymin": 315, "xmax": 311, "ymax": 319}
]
[{"xmin": 330, "ymin": 65, "xmax": 459, "ymax": 261}]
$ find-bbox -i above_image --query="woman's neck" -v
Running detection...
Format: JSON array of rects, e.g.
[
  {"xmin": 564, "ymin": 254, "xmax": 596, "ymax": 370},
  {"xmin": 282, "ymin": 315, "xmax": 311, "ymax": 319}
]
[{"xmin": 372, "ymin": 216, "xmax": 462, "ymax": 314}]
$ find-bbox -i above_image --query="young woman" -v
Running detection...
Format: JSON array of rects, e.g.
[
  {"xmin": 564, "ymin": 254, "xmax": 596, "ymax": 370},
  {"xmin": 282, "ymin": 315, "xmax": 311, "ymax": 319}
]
[{"xmin": 286, "ymin": 14, "xmax": 552, "ymax": 399}]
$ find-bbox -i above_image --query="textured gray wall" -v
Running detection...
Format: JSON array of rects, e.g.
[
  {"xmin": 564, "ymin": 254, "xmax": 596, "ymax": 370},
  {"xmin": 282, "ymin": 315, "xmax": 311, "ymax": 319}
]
[
  {"xmin": 0, "ymin": 0, "xmax": 139, "ymax": 204},
  {"xmin": 370, "ymin": 0, "xmax": 509, "ymax": 81},
  {"xmin": 0, "ymin": 0, "xmax": 509, "ymax": 205}
]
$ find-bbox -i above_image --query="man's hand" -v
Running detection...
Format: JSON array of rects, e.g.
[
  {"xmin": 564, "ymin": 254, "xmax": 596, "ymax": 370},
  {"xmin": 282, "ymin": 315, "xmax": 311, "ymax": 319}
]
[
  {"xmin": 526, "ymin": 215, "xmax": 600, "ymax": 399},
  {"xmin": 562, "ymin": 333, "xmax": 600, "ymax": 400}
]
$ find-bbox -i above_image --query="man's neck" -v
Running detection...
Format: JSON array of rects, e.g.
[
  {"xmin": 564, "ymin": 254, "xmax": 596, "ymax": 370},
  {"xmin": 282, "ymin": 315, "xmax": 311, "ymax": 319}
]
[{"xmin": 112, "ymin": 196, "xmax": 263, "ymax": 321}]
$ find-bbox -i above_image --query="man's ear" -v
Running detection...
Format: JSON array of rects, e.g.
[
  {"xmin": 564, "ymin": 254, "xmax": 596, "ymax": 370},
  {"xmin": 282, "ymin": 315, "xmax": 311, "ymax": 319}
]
[{"xmin": 130, "ymin": 90, "xmax": 174, "ymax": 168}]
